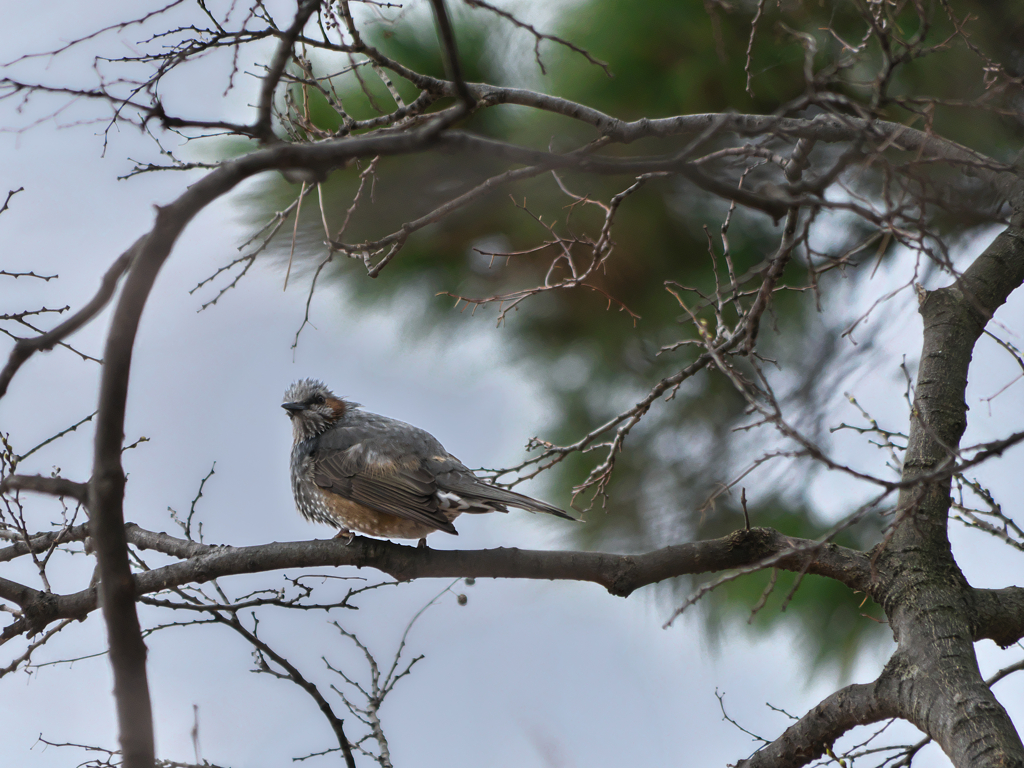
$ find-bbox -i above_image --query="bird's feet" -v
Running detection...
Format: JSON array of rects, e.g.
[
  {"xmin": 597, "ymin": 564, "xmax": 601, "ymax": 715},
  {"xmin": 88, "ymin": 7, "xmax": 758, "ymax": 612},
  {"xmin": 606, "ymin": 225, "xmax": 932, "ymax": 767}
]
[{"xmin": 332, "ymin": 528, "xmax": 355, "ymax": 545}]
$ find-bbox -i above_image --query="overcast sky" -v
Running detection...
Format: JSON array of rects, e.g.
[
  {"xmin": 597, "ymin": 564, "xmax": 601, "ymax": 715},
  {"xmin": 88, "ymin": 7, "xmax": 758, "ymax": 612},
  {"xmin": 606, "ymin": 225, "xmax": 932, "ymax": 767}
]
[{"xmin": 1, "ymin": 3, "xmax": 1022, "ymax": 767}]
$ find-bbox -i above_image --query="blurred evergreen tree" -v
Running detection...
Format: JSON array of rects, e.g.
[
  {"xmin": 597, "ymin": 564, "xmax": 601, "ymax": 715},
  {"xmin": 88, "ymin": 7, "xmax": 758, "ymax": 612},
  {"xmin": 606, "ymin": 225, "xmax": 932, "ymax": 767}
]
[{"xmin": 229, "ymin": 0, "xmax": 1024, "ymax": 676}]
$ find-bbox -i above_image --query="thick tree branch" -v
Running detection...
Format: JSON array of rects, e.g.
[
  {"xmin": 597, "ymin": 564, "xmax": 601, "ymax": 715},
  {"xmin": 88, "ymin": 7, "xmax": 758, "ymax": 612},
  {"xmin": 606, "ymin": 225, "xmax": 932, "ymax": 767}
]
[
  {"xmin": 736, "ymin": 682, "xmax": 896, "ymax": 768},
  {"xmin": 1, "ymin": 525, "xmax": 872, "ymax": 641},
  {"xmin": 0, "ymin": 575, "xmax": 44, "ymax": 608},
  {"xmin": 123, "ymin": 524, "xmax": 212, "ymax": 560},
  {"xmin": 870, "ymin": 218, "xmax": 1024, "ymax": 768},
  {"xmin": 365, "ymin": 48, "xmax": 1016, "ymax": 182},
  {"xmin": 353, "ymin": 58, "xmax": 1018, "ymax": 193},
  {"xmin": 972, "ymin": 587, "xmax": 1024, "ymax": 648},
  {"xmin": 0, "ymin": 523, "xmax": 89, "ymax": 564},
  {"xmin": 0, "ymin": 475, "xmax": 88, "ymax": 502}
]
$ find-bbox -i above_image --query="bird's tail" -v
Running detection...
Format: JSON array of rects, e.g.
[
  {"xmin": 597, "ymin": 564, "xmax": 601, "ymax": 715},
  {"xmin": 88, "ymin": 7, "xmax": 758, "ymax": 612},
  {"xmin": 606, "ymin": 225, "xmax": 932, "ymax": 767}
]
[
  {"xmin": 450, "ymin": 477, "xmax": 580, "ymax": 521},
  {"xmin": 493, "ymin": 485, "xmax": 580, "ymax": 520}
]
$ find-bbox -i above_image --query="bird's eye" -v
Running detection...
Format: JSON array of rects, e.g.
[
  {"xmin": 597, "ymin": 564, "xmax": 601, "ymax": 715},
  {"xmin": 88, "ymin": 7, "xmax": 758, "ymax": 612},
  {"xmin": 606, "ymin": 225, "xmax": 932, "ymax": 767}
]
[{"xmin": 311, "ymin": 394, "xmax": 326, "ymax": 405}]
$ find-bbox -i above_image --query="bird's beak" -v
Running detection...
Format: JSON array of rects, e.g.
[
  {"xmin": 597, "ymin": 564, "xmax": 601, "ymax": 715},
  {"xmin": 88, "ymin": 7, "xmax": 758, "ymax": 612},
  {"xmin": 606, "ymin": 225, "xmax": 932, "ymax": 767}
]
[{"xmin": 281, "ymin": 402, "xmax": 307, "ymax": 414}]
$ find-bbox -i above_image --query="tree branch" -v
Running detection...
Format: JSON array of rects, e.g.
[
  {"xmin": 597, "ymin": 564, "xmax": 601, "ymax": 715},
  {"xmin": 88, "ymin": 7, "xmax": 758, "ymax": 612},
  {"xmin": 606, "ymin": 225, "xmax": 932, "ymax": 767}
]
[
  {"xmin": 0, "ymin": 523, "xmax": 89, "ymax": 564},
  {"xmin": 0, "ymin": 574, "xmax": 45, "ymax": 608},
  {"xmin": 736, "ymin": 682, "xmax": 896, "ymax": 768},
  {"xmin": 254, "ymin": 0, "xmax": 321, "ymax": 142},
  {"xmin": 1, "ymin": 525, "xmax": 873, "ymax": 641},
  {"xmin": 0, "ymin": 245, "xmax": 135, "ymax": 400},
  {"xmin": 0, "ymin": 475, "xmax": 88, "ymax": 502},
  {"xmin": 871, "ymin": 217, "xmax": 1024, "ymax": 767},
  {"xmin": 354, "ymin": 59, "xmax": 1018, "ymax": 193},
  {"xmin": 972, "ymin": 586, "xmax": 1024, "ymax": 648}
]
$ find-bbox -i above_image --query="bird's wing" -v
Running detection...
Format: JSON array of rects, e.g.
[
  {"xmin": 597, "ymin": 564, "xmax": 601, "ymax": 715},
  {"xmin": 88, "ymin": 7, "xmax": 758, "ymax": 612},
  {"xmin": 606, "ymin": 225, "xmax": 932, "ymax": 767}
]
[{"xmin": 312, "ymin": 441, "xmax": 457, "ymax": 534}]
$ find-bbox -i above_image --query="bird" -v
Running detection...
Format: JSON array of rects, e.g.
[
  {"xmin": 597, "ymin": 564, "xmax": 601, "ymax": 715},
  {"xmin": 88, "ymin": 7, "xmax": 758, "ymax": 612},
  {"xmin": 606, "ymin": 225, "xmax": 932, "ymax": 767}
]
[{"xmin": 282, "ymin": 378, "xmax": 577, "ymax": 542}]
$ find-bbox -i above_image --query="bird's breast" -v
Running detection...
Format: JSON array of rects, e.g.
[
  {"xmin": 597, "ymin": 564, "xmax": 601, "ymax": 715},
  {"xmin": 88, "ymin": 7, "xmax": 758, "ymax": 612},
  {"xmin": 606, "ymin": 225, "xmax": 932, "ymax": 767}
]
[{"xmin": 320, "ymin": 494, "xmax": 449, "ymax": 539}]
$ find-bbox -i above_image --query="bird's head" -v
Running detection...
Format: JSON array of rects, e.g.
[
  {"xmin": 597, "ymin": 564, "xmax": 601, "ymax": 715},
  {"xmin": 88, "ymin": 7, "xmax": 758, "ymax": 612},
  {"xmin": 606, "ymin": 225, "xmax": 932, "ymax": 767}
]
[{"xmin": 282, "ymin": 379, "xmax": 349, "ymax": 441}]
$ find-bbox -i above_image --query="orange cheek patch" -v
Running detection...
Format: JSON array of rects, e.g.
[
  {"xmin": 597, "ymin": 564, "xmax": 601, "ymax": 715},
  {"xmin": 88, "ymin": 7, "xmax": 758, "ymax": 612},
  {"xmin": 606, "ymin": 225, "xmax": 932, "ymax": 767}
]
[{"xmin": 326, "ymin": 397, "xmax": 348, "ymax": 419}]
